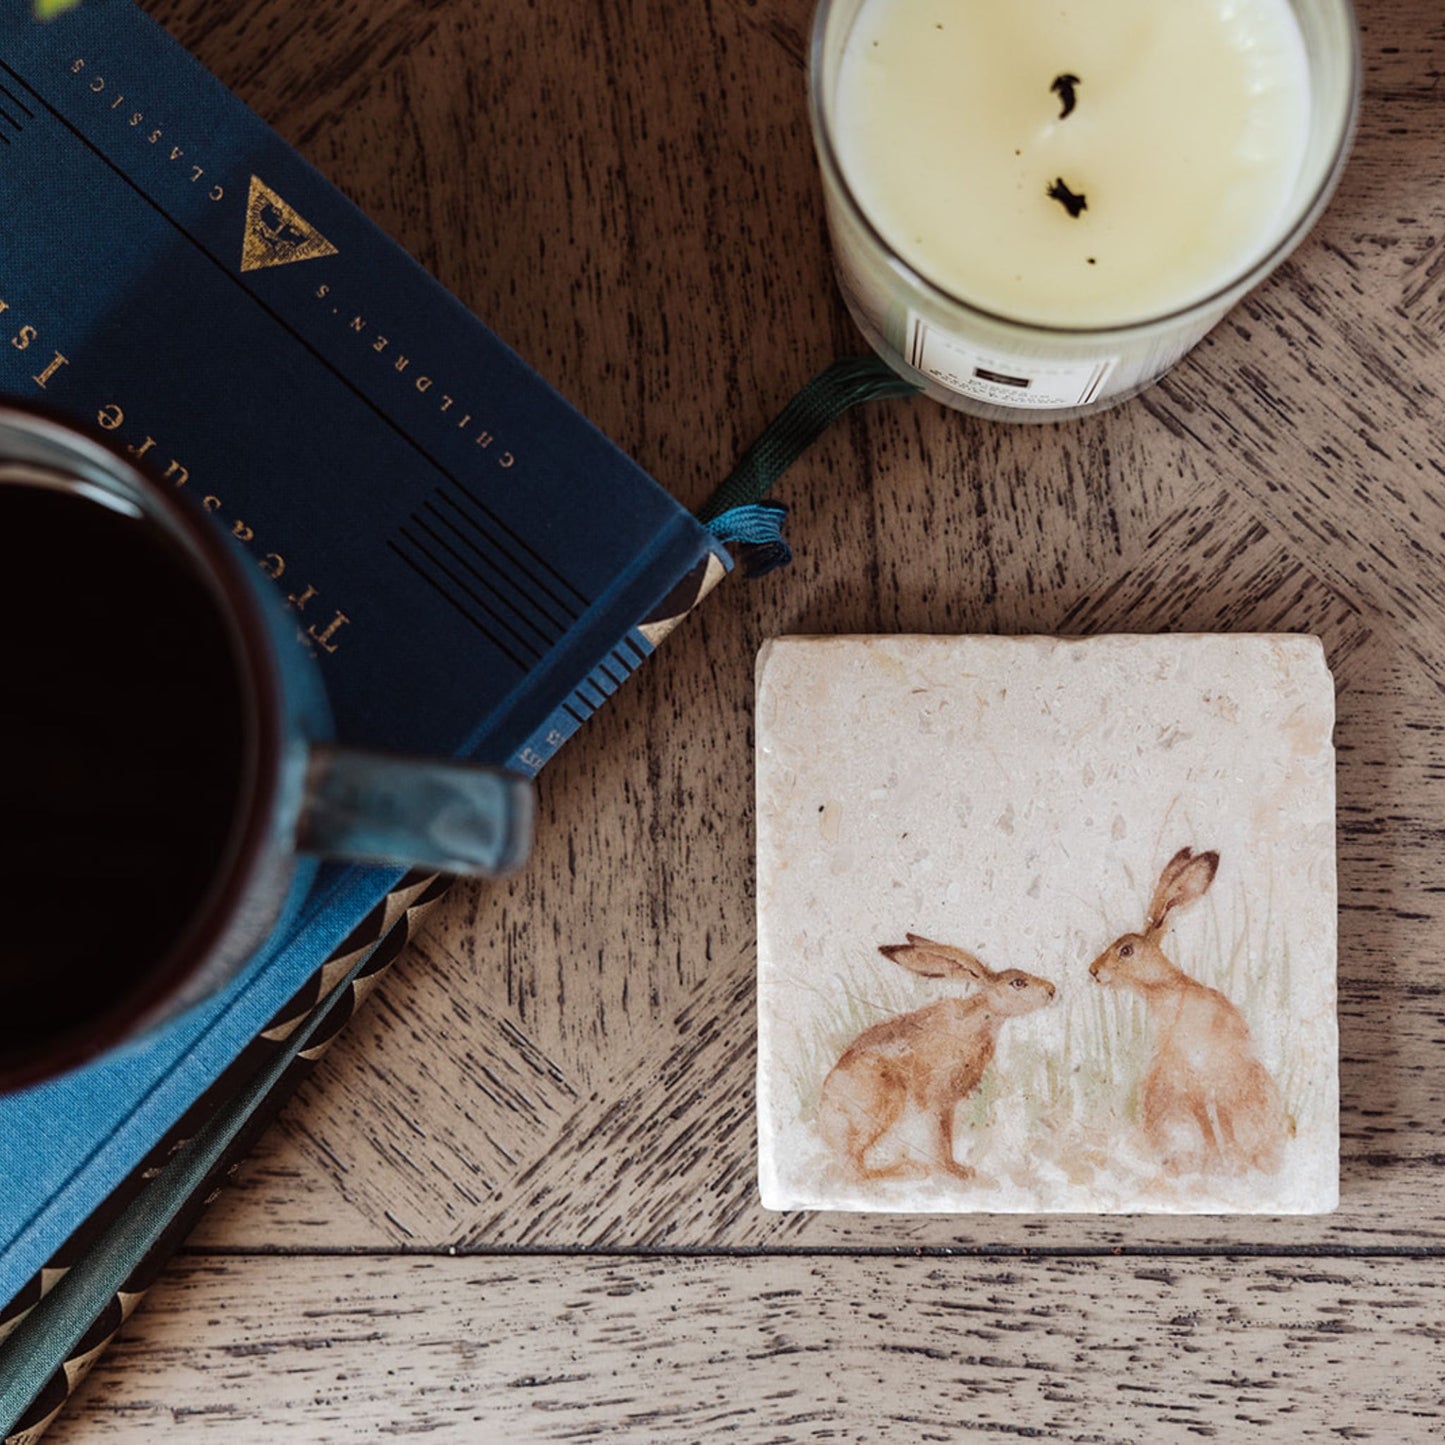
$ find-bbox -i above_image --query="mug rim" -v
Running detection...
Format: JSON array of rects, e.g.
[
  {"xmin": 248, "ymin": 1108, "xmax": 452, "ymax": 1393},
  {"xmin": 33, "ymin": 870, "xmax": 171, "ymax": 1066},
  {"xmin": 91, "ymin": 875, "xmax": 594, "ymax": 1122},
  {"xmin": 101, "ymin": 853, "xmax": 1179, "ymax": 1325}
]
[{"xmin": 0, "ymin": 402, "xmax": 285, "ymax": 1091}]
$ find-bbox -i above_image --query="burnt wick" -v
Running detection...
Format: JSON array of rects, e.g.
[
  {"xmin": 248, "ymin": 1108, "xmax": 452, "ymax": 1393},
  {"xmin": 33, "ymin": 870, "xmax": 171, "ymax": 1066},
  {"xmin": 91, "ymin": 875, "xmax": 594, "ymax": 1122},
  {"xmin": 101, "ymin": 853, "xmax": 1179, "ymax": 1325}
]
[
  {"xmin": 1047, "ymin": 178, "xmax": 1088, "ymax": 219},
  {"xmin": 1050, "ymin": 73, "xmax": 1080, "ymax": 120}
]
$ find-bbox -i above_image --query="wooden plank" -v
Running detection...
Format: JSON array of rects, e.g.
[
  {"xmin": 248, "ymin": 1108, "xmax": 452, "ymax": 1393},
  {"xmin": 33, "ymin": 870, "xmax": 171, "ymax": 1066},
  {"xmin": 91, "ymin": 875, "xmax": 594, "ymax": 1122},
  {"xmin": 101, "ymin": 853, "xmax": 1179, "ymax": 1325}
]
[
  {"xmin": 200, "ymin": 936, "xmax": 584, "ymax": 1245},
  {"xmin": 48, "ymin": 1253, "xmax": 1445, "ymax": 1442}
]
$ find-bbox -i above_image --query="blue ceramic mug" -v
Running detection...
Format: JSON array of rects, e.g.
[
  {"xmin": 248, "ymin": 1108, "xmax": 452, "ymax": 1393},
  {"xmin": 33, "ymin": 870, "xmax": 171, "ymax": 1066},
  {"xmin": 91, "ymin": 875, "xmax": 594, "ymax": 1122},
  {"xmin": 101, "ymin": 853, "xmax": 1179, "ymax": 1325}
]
[{"xmin": 0, "ymin": 406, "xmax": 533, "ymax": 1088}]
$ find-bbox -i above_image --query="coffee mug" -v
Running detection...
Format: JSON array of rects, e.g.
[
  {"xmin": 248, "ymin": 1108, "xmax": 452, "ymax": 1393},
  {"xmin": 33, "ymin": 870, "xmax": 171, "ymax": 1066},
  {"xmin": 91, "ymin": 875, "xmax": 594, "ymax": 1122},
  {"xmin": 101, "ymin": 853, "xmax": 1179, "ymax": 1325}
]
[{"xmin": 0, "ymin": 405, "xmax": 533, "ymax": 1089}]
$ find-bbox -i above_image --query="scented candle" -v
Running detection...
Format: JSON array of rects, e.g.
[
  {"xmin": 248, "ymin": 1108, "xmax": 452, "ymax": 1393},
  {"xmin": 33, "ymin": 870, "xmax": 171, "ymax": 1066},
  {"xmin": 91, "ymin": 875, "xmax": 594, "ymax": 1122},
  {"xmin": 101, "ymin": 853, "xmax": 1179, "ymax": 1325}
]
[{"xmin": 810, "ymin": 0, "xmax": 1359, "ymax": 419}]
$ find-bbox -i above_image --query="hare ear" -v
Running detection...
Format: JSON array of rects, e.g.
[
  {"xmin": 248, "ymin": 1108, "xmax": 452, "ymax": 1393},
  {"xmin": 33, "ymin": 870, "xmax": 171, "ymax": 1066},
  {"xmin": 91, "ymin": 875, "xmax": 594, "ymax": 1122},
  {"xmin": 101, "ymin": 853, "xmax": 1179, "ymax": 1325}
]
[
  {"xmin": 1157, "ymin": 847, "xmax": 1197, "ymax": 893},
  {"xmin": 879, "ymin": 935, "xmax": 991, "ymax": 982},
  {"xmin": 1145, "ymin": 849, "xmax": 1219, "ymax": 934}
]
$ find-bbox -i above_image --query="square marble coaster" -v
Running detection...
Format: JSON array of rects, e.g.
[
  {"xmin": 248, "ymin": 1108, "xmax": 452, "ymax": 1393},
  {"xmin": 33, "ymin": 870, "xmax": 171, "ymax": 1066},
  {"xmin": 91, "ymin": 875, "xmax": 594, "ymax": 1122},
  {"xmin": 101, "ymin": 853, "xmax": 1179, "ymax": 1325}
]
[{"xmin": 755, "ymin": 635, "xmax": 1338, "ymax": 1214}]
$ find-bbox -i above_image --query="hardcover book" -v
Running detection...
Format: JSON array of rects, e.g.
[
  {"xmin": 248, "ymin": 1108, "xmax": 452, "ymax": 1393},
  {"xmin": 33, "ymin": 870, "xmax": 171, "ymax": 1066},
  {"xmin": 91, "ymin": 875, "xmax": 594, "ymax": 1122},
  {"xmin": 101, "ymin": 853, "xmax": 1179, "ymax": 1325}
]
[{"xmin": 0, "ymin": 0, "xmax": 727, "ymax": 1325}]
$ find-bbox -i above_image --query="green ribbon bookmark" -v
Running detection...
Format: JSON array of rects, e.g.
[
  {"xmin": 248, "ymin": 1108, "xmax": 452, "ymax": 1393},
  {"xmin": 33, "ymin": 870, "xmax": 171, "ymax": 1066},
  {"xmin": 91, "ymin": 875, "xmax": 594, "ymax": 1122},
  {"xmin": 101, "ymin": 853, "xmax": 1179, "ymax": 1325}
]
[{"xmin": 699, "ymin": 354, "xmax": 921, "ymax": 575}]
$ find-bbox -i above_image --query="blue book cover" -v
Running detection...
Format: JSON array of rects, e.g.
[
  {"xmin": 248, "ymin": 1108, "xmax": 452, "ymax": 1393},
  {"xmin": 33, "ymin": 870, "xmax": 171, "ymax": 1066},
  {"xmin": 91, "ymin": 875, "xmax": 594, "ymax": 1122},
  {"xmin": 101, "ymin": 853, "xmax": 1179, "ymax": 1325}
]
[{"xmin": 0, "ymin": 0, "xmax": 727, "ymax": 1313}]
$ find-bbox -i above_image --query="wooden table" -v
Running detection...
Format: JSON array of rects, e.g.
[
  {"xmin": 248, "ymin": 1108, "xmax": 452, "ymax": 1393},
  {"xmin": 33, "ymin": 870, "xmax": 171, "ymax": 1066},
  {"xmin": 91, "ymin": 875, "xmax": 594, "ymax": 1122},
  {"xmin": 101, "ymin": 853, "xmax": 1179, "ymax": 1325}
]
[{"xmin": 51, "ymin": 0, "xmax": 1445, "ymax": 1437}]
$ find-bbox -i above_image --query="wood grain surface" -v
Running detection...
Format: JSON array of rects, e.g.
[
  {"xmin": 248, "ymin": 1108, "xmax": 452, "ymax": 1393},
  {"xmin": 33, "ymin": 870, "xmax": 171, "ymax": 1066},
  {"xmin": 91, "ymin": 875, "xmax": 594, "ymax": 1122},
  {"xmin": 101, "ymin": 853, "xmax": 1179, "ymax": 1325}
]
[
  {"xmin": 49, "ymin": 1255, "xmax": 1445, "ymax": 1442},
  {"xmin": 52, "ymin": 0, "xmax": 1445, "ymax": 1437}
]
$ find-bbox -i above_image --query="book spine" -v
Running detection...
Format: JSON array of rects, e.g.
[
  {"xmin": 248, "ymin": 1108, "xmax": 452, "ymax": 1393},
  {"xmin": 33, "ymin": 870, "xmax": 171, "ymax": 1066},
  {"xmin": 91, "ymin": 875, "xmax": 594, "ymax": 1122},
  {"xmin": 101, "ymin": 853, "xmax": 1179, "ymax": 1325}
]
[{"xmin": 481, "ymin": 521, "xmax": 728, "ymax": 774}]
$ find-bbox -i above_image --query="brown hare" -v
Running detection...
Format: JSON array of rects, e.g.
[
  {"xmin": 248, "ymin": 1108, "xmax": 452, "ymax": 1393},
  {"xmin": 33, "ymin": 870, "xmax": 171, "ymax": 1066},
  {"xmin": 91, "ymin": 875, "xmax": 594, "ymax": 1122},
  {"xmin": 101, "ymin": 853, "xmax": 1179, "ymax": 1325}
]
[
  {"xmin": 1088, "ymin": 847, "xmax": 1290, "ymax": 1177},
  {"xmin": 818, "ymin": 935, "xmax": 1056, "ymax": 1182}
]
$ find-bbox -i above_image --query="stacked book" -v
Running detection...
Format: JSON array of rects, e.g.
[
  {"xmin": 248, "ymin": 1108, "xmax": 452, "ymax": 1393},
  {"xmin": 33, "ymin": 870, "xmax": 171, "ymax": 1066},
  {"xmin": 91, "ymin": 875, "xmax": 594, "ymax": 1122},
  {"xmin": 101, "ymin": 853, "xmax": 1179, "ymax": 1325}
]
[{"xmin": 0, "ymin": 2, "xmax": 727, "ymax": 1434}]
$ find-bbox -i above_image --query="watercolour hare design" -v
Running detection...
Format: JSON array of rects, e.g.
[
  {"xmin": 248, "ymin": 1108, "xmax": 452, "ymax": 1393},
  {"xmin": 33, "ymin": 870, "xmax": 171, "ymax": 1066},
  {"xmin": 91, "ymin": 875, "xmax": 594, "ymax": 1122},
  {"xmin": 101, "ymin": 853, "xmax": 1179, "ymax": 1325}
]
[
  {"xmin": 818, "ymin": 935, "xmax": 1055, "ymax": 1183},
  {"xmin": 1088, "ymin": 847, "xmax": 1291, "ymax": 1177}
]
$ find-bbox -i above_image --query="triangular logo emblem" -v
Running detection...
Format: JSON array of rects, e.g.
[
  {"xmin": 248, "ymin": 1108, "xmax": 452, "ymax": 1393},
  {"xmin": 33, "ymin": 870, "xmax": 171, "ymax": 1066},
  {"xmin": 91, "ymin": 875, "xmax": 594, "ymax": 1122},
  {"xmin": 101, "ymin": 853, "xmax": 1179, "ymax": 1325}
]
[{"xmin": 240, "ymin": 176, "xmax": 338, "ymax": 273}]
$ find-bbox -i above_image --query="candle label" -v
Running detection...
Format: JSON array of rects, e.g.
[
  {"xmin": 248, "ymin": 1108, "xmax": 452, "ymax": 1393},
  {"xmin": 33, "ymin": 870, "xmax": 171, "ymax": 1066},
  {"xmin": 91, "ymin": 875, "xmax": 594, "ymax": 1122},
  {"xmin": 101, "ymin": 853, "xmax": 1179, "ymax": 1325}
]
[{"xmin": 907, "ymin": 313, "xmax": 1116, "ymax": 410}]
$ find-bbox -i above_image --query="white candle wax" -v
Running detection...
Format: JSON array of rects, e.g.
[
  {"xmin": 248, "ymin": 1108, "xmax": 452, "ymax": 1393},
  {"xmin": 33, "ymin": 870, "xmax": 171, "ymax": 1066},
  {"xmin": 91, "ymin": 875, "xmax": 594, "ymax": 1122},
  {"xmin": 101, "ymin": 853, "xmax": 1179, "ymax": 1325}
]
[
  {"xmin": 837, "ymin": 0, "xmax": 1312, "ymax": 329},
  {"xmin": 810, "ymin": 0, "xmax": 1355, "ymax": 418}
]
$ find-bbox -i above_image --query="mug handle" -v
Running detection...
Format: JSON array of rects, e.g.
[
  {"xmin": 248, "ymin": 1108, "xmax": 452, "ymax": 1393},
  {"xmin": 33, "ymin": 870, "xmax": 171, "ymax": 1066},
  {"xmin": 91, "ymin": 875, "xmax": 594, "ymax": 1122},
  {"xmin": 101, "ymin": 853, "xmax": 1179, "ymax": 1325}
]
[{"xmin": 298, "ymin": 746, "xmax": 534, "ymax": 876}]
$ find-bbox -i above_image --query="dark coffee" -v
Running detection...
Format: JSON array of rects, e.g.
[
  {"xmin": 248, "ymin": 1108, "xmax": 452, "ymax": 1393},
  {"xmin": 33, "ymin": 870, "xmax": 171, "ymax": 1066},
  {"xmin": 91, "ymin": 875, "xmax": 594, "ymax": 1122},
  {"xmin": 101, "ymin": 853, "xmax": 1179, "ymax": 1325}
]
[{"xmin": 0, "ymin": 481, "xmax": 249, "ymax": 1077}]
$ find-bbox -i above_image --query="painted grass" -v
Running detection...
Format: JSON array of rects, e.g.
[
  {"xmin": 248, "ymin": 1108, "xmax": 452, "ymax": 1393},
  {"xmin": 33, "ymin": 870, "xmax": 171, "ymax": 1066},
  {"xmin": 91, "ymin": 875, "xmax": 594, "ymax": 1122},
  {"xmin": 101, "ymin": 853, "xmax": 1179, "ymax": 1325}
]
[{"xmin": 777, "ymin": 866, "xmax": 1329, "ymax": 1201}]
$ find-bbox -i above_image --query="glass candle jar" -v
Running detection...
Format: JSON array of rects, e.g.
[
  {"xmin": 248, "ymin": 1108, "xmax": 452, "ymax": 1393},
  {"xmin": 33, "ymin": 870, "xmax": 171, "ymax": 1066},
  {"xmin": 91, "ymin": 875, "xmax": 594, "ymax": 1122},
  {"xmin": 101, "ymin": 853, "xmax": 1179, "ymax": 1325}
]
[{"xmin": 810, "ymin": 0, "xmax": 1360, "ymax": 422}]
